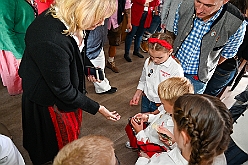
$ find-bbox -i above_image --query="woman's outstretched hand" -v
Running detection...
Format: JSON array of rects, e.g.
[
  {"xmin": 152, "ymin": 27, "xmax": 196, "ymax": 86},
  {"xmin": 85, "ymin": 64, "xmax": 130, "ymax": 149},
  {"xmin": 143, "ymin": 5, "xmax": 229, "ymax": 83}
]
[{"xmin": 98, "ymin": 105, "xmax": 121, "ymax": 121}]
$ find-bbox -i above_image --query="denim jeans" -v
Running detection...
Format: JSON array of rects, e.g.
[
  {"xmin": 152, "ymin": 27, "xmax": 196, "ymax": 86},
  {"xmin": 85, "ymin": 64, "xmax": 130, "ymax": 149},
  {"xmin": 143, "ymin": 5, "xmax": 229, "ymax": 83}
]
[
  {"xmin": 141, "ymin": 95, "xmax": 159, "ymax": 113},
  {"xmin": 204, "ymin": 67, "xmax": 237, "ymax": 96},
  {"xmin": 125, "ymin": 12, "xmax": 147, "ymax": 54},
  {"xmin": 146, "ymin": 15, "xmax": 161, "ymax": 34},
  {"xmin": 184, "ymin": 74, "xmax": 207, "ymax": 94}
]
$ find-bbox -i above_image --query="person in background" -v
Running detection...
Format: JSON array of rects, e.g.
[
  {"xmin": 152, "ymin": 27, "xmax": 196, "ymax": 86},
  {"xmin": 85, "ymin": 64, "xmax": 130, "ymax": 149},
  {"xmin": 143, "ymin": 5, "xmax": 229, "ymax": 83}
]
[
  {"xmin": 204, "ymin": 0, "xmax": 248, "ymax": 96},
  {"xmin": 140, "ymin": 0, "xmax": 164, "ymax": 53},
  {"xmin": 37, "ymin": 0, "xmax": 53, "ymax": 14},
  {"xmin": 0, "ymin": 0, "xmax": 35, "ymax": 95},
  {"xmin": 126, "ymin": 77, "xmax": 194, "ymax": 156},
  {"xmin": 0, "ymin": 123, "xmax": 25, "ymax": 165},
  {"xmin": 18, "ymin": 0, "xmax": 120, "ymax": 164},
  {"xmin": 130, "ymin": 33, "xmax": 184, "ymax": 113},
  {"xmin": 53, "ymin": 135, "xmax": 118, "ymax": 165},
  {"xmin": 124, "ymin": 0, "xmax": 160, "ymax": 62},
  {"xmin": 160, "ymin": 0, "xmax": 183, "ymax": 39},
  {"xmin": 136, "ymin": 94, "xmax": 233, "ymax": 165},
  {"xmin": 173, "ymin": 0, "xmax": 247, "ymax": 94},
  {"xmin": 86, "ymin": 20, "xmax": 117, "ymax": 94},
  {"xmin": 106, "ymin": 0, "xmax": 132, "ymax": 73}
]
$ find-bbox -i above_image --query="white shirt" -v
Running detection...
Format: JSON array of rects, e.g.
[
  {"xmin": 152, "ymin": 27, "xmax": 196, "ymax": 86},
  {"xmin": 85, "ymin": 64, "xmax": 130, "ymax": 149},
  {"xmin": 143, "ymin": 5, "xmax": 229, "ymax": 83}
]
[
  {"xmin": 137, "ymin": 56, "xmax": 184, "ymax": 103},
  {"xmin": 136, "ymin": 110, "xmax": 174, "ymax": 147},
  {"xmin": 136, "ymin": 146, "xmax": 227, "ymax": 165},
  {"xmin": 0, "ymin": 134, "xmax": 25, "ymax": 165}
]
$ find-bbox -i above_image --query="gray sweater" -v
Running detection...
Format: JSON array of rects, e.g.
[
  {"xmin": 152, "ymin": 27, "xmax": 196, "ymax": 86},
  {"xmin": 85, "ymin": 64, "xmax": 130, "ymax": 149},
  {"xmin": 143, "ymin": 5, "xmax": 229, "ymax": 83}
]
[{"xmin": 160, "ymin": 0, "xmax": 182, "ymax": 32}]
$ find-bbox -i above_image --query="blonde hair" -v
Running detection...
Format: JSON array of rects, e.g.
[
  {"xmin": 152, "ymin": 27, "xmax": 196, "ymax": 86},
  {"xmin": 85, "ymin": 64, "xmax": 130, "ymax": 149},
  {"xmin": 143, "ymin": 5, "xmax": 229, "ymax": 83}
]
[
  {"xmin": 158, "ymin": 77, "xmax": 194, "ymax": 105},
  {"xmin": 48, "ymin": 0, "xmax": 116, "ymax": 36},
  {"xmin": 53, "ymin": 135, "xmax": 115, "ymax": 165}
]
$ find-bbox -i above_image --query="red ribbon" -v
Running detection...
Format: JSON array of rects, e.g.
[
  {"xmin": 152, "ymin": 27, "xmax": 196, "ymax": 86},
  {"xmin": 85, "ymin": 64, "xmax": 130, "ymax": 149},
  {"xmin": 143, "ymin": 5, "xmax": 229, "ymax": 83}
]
[{"xmin": 148, "ymin": 38, "xmax": 172, "ymax": 50}]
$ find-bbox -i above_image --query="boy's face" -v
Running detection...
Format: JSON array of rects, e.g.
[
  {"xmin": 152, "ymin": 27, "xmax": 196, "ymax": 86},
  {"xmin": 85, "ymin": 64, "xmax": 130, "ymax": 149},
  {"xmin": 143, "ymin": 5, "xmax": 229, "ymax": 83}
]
[{"xmin": 161, "ymin": 99, "xmax": 173, "ymax": 114}]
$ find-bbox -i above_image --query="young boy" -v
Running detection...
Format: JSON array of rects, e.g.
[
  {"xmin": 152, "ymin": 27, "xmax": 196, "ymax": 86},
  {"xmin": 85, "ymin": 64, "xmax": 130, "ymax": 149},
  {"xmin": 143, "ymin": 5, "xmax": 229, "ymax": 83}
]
[
  {"xmin": 126, "ymin": 77, "xmax": 194, "ymax": 157},
  {"xmin": 53, "ymin": 135, "xmax": 118, "ymax": 165}
]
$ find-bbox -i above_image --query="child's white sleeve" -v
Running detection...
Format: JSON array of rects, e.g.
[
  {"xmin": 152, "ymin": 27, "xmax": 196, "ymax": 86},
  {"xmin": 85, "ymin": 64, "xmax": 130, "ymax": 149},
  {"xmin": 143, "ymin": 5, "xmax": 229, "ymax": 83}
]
[
  {"xmin": 147, "ymin": 114, "xmax": 157, "ymax": 123},
  {"xmin": 136, "ymin": 114, "xmax": 157, "ymax": 142},
  {"xmin": 137, "ymin": 58, "xmax": 149, "ymax": 90},
  {"xmin": 136, "ymin": 130, "xmax": 149, "ymax": 142},
  {"xmin": 157, "ymin": 105, "xmax": 164, "ymax": 113},
  {"xmin": 135, "ymin": 157, "xmax": 149, "ymax": 165},
  {"xmin": 0, "ymin": 134, "xmax": 25, "ymax": 165}
]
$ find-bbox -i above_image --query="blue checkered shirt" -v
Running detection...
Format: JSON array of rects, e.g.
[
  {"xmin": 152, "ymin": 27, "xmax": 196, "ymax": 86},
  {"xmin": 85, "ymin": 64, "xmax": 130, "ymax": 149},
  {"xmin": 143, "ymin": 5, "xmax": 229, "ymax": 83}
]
[{"xmin": 174, "ymin": 5, "xmax": 247, "ymax": 75}]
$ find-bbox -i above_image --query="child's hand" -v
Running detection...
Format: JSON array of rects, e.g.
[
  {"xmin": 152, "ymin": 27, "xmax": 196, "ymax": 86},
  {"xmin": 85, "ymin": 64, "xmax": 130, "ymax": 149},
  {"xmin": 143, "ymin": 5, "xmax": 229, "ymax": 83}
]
[
  {"xmin": 130, "ymin": 117, "xmax": 144, "ymax": 133},
  {"xmin": 161, "ymin": 24, "xmax": 166, "ymax": 30},
  {"xmin": 130, "ymin": 90, "xmax": 142, "ymax": 106},
  {"xmin": 130, "ymin": 98, "xmax": 139, "ymax": 106},
  {"xmin": 133, "ymin": 113, "xmax": 149, "ymax": 122},
  {"xmin": 139, "ymin": 151, "xmax": 149, "ymax": 158},
  {"xmin": 157, "ymin": 126, "xmax": 175, "ymax": 146}
]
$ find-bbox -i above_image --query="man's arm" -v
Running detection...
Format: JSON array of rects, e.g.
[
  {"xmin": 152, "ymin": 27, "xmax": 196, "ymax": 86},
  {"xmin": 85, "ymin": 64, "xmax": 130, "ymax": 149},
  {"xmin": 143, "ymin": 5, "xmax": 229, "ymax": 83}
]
[
  {"xmin": 220, "ymin": 20, "xmax": 247, "ymax": 60},
  {"xmin": 161, "ymin": 0, "xmax": 172, "ymax": 26}
]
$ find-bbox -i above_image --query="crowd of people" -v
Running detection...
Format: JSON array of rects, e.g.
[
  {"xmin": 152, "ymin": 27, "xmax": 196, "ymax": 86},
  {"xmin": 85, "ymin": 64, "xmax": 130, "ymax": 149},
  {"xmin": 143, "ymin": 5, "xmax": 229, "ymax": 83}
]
[{"xmin": 0, "ymin": 0, "xmax": 248, "ymax": 164}]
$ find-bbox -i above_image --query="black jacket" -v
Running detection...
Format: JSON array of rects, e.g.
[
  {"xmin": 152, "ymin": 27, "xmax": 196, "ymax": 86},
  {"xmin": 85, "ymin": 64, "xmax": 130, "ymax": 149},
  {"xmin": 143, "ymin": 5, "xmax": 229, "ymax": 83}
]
[{"xmin": 19, "ymin": 11, "xmax": 99, "ymax": 113}]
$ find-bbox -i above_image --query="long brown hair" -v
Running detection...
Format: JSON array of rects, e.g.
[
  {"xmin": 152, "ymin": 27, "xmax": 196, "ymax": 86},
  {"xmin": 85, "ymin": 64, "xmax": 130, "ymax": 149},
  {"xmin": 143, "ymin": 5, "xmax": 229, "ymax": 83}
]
[{"xmin": 173, "ymin": 94, "xmax": 233, "ymax": 165}]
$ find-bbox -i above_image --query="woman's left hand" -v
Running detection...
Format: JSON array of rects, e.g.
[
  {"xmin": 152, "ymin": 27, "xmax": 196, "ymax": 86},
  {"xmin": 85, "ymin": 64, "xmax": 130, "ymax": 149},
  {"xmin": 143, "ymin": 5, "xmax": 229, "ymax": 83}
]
[{"xmin": 98, "ymin": 105, "xmax": 121, "ymax": 121}]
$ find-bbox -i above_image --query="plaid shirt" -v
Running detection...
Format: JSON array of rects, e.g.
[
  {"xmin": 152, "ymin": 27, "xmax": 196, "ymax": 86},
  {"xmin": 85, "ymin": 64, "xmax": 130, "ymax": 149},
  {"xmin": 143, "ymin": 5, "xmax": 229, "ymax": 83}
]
[{"xmin": 174, "ymin": 5, "xmax": 247, "ymax": 75}]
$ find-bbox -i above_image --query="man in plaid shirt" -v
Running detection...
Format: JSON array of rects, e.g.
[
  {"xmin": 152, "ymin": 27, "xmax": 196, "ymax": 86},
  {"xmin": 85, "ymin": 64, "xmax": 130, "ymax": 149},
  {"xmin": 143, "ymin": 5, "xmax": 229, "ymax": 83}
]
[{"xmin": 173, "ymin": 0, "xmax": 247, "ymax": 94}]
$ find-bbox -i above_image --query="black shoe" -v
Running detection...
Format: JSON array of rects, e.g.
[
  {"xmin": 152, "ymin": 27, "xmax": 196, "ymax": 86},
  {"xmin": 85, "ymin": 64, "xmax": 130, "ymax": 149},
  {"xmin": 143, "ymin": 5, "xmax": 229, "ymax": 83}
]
[
  {"xmin": 133, "ymin": 52, "xmax": 144, "ymax": 58},
  {"xmin": 98, "ymin": 87, "xmax": 117, "ymax": 94},
  {"xmin": 124, "ymin": 54, "xmax": 132, "ymax": 62}
]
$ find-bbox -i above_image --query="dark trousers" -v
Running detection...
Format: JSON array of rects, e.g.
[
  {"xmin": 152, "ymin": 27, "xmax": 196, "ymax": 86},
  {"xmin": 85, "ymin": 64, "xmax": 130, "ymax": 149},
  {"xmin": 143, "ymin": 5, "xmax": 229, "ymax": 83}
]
[{"xmin": 225, "ymin": 138, "xmax": 248, "ymax": 165}]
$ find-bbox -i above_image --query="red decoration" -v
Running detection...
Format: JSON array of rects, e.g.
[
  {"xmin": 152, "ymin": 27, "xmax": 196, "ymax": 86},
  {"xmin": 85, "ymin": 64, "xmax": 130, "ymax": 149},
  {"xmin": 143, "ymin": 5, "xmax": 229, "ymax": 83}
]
[{"xmin": 148, "ymin": 38, "xmax": 173, "ymax": 50}]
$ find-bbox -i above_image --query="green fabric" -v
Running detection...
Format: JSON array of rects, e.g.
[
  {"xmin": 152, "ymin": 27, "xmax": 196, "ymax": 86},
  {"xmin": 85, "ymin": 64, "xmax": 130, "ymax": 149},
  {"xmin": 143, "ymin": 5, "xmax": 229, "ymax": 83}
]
[{"xmin": 0, "ymin": 0, "xmax": 35, "ymax": 59}]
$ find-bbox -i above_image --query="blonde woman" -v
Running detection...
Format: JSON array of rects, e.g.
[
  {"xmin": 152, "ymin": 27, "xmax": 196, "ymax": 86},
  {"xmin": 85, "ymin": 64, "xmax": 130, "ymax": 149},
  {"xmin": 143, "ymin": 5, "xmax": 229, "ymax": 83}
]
[{"xmin": 18, "ymin": 0, "xmax": 119, "ymax": 164}]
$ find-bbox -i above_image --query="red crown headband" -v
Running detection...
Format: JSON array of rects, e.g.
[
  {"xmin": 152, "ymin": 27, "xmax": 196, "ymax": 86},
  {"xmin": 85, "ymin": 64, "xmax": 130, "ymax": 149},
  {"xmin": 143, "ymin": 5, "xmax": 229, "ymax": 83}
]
[{"xmin": 148, "ymin": 38, "xmax": 172, "ymax": 50}]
